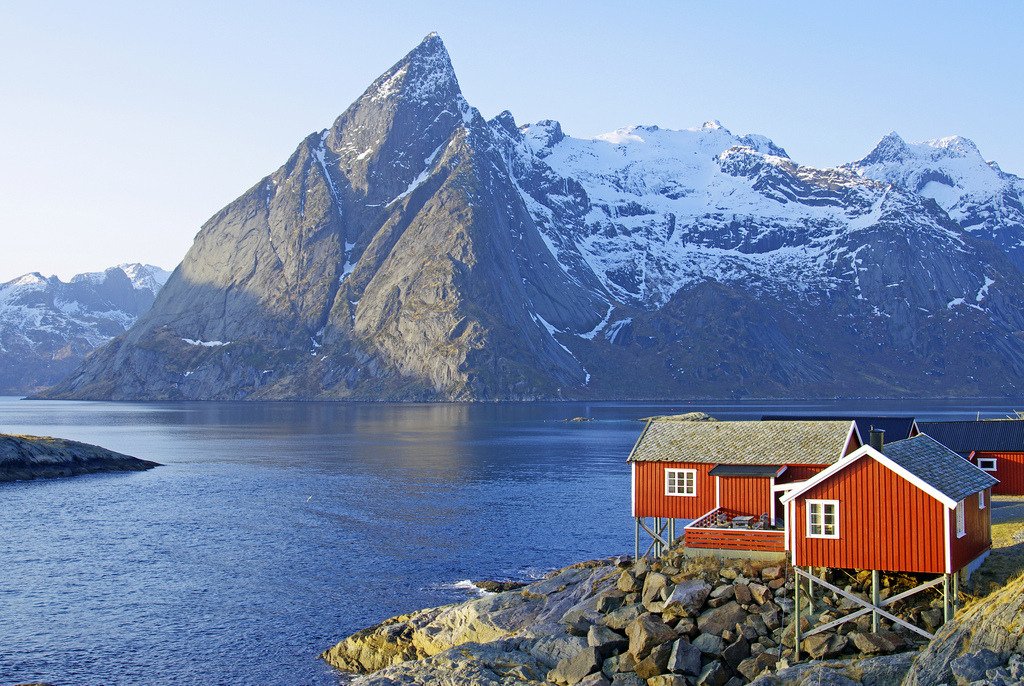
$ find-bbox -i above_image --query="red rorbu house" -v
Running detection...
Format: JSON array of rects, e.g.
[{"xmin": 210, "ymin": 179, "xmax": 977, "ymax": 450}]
[
  {"xmin": 627, "ymin": 418, "xmax": 861, "ymax": 558},
  {"xmin": 917, "ymin": 420, "xmax": 1024, "ymax": 496},
  {"xmin": 780, "ymin": 433, "xmax": 997, "ymax": 576}
]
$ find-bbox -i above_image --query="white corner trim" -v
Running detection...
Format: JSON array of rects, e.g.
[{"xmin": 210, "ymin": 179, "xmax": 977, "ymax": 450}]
[
  {"xmin": 631, "ymin": 463, "xmax": 636, "ymax": 517},
  {"xmin": 944, "ymin": 503, "xmax": 951, "ymax": 573},
  {"xmin": 715, "ymin": 475, "xmax": 720, "ymax": 508},
  {"xmin": 956, "ymin": 500, "xmax": 967, "ymax": 538}
]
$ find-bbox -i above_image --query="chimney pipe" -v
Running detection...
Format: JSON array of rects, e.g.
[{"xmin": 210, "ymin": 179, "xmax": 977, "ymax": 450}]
[{"xmin": 869, "ymin": 427, "xmax": 885, "ymax": 453}]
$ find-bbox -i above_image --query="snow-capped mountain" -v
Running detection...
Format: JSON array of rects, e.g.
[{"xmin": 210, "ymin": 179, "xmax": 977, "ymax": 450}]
[
  {"xmin": 0, "ymin": 264, "xmax": 169, "ymax": 393},
  {"xmin": 851, "ymin": 132, "xmax": 1024, "ymax": 271},
  {"xmin": 41, "ymin": 35, "xmax": 1024, "ymax": 400}
]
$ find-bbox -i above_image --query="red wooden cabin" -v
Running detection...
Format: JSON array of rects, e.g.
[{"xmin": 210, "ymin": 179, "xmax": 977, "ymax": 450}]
[
  {"xmin": 917, "ymin": 420, "xmax": 1024, "ymax": 496},
  {"xmin": 780, "ymin": 434, "xmax": 997, "ymax": 575},
  {"xmin": 628, "ymin": 418, "xmax": 861, "ymax": 556}
]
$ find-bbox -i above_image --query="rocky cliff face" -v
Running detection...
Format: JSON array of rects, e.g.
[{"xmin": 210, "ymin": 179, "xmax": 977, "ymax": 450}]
[
  {"xmin": 0, "ymin": 264, "xmax": 168, "ymax": 393},
  {"xmin": 41, "ymin": 34, "xmax": 1024, "ymax": 400}
]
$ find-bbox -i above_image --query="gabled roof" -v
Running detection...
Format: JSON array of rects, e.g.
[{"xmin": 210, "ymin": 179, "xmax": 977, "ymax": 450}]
[
  {"xmin": 761, "ymin": 415, "xmax": 918, "ymax": 441},
  {"xmin": 780, "ymin": 435, "xmax": 998, "ymax": 508},
  {"xmin": 627, "ymin": 419, "xmax": 856, "ymax": 465},
  {"xmin": 916, "ymin": 420, "xmax": 1024, "ymax": 454}
]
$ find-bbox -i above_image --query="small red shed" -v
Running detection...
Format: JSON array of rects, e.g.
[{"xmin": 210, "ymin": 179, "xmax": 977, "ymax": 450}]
[
  {"xmin": 781, "ymin": 434, "xmax": 998, "ymax": 575},
  {"xmin": 917, "ymin": 420, "xmax": 1024, "ymax": 496}
]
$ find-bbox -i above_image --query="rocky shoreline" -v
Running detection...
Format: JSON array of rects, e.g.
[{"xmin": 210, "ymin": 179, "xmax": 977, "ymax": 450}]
[
  {"xmin": 322, "ymin": 541, "xmax": 1024, "ymax": 685},
  {"xmin": 0, "ymin": 434, "xmax": 159, "ymax": 483}
]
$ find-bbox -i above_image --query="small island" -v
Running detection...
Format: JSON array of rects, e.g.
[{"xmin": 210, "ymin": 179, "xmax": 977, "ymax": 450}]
[{"xmin": 0, "ymin": 434, "xmax": 160, "ymax": 483}]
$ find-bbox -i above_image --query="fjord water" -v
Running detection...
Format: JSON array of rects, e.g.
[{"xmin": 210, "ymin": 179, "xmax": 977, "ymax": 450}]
[{"xmin": 0, "ymin": 398, "xmax": 1017, "ymax": 685}]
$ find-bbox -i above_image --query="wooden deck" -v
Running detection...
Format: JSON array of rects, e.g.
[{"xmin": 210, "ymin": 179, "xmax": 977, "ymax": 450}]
[{"xmin": 683, "ymin": 507, "xmax": 787, "ymax": 553}]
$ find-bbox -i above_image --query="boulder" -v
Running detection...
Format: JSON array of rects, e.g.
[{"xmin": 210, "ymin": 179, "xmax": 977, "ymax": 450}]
[
  {"xmin": 849, "ymin": 631, "xmax": 895, "ymax": 655},
  {"xmin": 950, "ymin": 649, "xmax": 1005, "ymax": 685},
  {"xmin": 577, "ymin": 674, "xmax": 612, "ymax": 686},
  {"xmin": 737, "ymin": 652, "xmax": 779, "ymax": 681},
  {"xmin": 646, "ymin": 676, "xmax": 688, "ymax": 686},
  {"xmin": 642, "ymin": 573, "xmax": 669, "ymax": 605},
  {"xmin": 663, "ymin": 580, "xmax": 712, "ymax": 617},
  {"xmin": 625, "ymin": 613, "xmax": 676, "ymax": 659},
  {"xmin": 634, "ymin": 642, "xmax": 673, "ymax": 679},
  {"xmin": 761, "ymin": 567, "xmax": 782, "ymax": 582},
  {"xmin": 748, "ymin": 583, "xmax": 772, "ymax": 605},
  {"xmin": 696, "ymin": 660, "xmax": 730, "ymax": 686},
  {"xmin": 691, "ymin": 632, "xmax": 725, "ymax": 655},
  {"xmin": 604, "ymin": 604, "xmax": 642, "ymax": 631},
  {"xmin": 549, "ymin": 647, "xmax": 603, "ymax": 685},
  {"xmin": 667, "ymin": 638, "xmax": 702, "ymax": 676},
  {"xmin": 734, "ymin": 584, "xmax": 753, "ymax": 605},
  {"xmin": 710, "ymin": 585, "xmax": 736, "ymax": 601},
  {"xmin": 721, "ymin": 636, "xmax": 750, "ymax": 669},
  {"xmin": 697, "ymin": 601, "xmax": 748, "ymax": 637},
  {"xmin": 618, "ymin": 571, "xmax": 643, "ymax": 593},
  {"xmin": 801, "ymin": 632, "xmax": 848, "ymax": 659},
  {"xmin": 610, "ymin": 674, "xmax": 645, "ymax": 686},
  {"xmin": 588, "ymin": 625, "xmax": 628, "ymax": 657},
  {"xmin": 597, "ymin": 590, "xmax": 627, "ymax": 614}
]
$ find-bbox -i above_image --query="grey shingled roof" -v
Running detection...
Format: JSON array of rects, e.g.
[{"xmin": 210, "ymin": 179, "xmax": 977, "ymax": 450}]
[
  {"xmin": 916, "ymin": 420, "xmax": 1024, "ymax": 453},
  {"xmin": 627, "ymin": 419, "xmax": 854, "ymax": 465},
  {"xmin": 883, "ymin": 434, "xmax": 998, "ymax": 503}
]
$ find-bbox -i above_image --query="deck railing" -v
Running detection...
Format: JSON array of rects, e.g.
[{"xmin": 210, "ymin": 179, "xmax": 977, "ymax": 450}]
[{"xmin": 683, "ymin": 507, "xmax": 786, "ymax": 552}]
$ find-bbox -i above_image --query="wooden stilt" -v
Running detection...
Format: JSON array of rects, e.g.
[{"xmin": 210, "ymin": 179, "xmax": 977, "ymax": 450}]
[
  {"xmin": 942, "ymin": 574, "xmax": 952, "ymax": 622},
  {"xmin": 794, "ymin": 566, "xmax": 802, "ymax": 662},
  {"xmin": 946, "ymin": 573, "xmax": 954, "ymax": 622},
  {"xmin": 634, "ymin": 518, "xmax": 640, "ymax": 560},
  {"xmin": 871, "ymin": 569, "xmax": 880, "ymax": 632}
]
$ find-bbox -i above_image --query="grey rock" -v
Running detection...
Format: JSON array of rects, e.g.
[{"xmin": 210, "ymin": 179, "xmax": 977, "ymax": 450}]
[
  {"xmin": 625, "ymin": 613, "xmax": 676, "ymax": 659},
  {"xmin": 609, "ymin": 674, "xmax": 645, "ymax": 686},
  {"xmin": 549, "ymin": 647, "xmax": 602, "ymax": 685},
  {"xmin": 664, "ymin": 580, "xmax": 712, "ymax": 617},
  {"xmin": 950, "ymin": 649, "xmax": 1004, "ymax": 685},
  {"xmin": 697, "ymin": 601, "xmax": 748, "ymax": 637},
  {"xmin": 587, "ymin": 625, "xmax": 627, "ymax": 657},
  {"xmin": 696, "ymin": 660, "xmax": 730, "ymax": 686},
  {"xmin": 667, "ymin": 638, "xmax": 702, "ymax": 676},
  {"xmin": 691, "ymin": 632, "xmax": 725, "ymax": 655}
]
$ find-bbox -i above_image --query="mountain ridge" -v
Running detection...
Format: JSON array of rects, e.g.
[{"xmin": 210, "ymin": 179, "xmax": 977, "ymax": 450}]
[{"xmin": 38, "ymin": 34, "xmax": 1024, "ymax": 401}]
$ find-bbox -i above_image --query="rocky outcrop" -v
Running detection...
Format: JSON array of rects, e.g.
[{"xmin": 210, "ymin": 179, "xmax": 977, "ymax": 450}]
[
  {"xmin": 322, "ymin": 550, "xmax": 926, "ymax": 685},
  {"xmin": 0, "ymin": 434, "xmax": 159, "ymax": 482},
  {"xmin": 901, "ymin": 572, "xmax": 1024, "ymax": 686}
]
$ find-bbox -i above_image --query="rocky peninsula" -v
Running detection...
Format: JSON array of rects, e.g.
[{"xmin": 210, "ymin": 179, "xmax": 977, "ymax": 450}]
[
  {"xmin": 0, "ymin": 434, "xmax": 159, "ymax": 483},
  {"xmin": 322, "ymin": 531, "xmax": 1024, "ymax": 685}
]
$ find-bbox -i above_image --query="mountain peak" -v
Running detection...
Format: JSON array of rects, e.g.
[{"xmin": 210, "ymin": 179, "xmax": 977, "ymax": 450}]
[
  {"xmin": 923, "ymin": 135, "xmax": 981, "ymax": 158},
  {"xmin": 858, "ymin": 131, "xmax": 909, "ymax": 166}
]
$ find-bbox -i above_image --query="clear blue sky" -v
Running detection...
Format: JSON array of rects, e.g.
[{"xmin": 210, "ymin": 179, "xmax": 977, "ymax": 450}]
[{"xmin": 2, "ymin": 1, "xmax": 1022, "ymax": 282}]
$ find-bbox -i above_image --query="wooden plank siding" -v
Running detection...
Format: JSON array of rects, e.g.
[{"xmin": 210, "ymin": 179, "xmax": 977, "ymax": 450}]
[
  {"xmin": 973, "ymin": 452, "xmax": 1024, "ymax": 495},
  {"xmin": 634, "ymin": 462, "xmax": 716, "ymax": 518},
  {"xmin": 793, "ymin": 457, "xmax": 947, "ymax": 574},
  {"xmin": 777, "ymin": 465, "xmax": 827, "ymax": 484},
  {"xmin": 685, "ymin": 528, "xmax": 785, "ymax": 552},
  {"xmin": 718, "ymin": 476, "xmax": 773, "ymax": 517},
  {"xmin": 949, "ymin": 489, "xmax": 992, "ymax": 572}
]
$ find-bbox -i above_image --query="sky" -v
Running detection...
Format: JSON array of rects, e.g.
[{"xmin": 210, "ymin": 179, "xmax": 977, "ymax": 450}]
[{"xmin": 1, "ymin": 1, "xmax": 1022, "ymax": 282}]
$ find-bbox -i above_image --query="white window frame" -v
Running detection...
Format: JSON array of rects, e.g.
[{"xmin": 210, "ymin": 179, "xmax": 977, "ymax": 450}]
[
  {"xmin": 665, "ymin": 468, "xmax": 697, "ymax": 497},
  {"xmin": 977, "ymin": 457, "xmax": 998, "ymax": 472},
  {"xmin": 806, "ymin": 499, "xmax": 840, "ymax": 539},
  {"xmin": 979, "ymin": 490, "xmax": 986, "ymax": 510},
  {"xmin": 956, "ymin": 500, "xmax": 966, "ymax": 538}
]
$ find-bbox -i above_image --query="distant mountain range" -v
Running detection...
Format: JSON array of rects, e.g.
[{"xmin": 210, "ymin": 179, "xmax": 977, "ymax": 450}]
[
  {"xmin": 1, "ymin": 264, "xmax": 169, "ymax": 393},
  {"xmin": 37, "ymin": 34, "xmax": 1024, "ymax": 400}
]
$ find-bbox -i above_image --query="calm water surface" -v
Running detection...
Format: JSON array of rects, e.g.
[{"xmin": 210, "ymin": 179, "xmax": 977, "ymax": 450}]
[{"xmin": 0, "ymin": 398, "xmax": 1019, "ymax": 685}]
